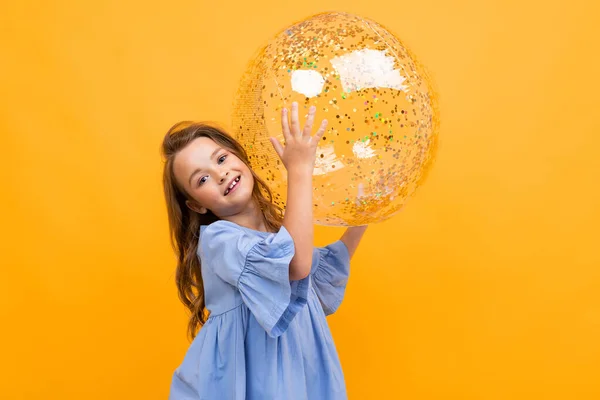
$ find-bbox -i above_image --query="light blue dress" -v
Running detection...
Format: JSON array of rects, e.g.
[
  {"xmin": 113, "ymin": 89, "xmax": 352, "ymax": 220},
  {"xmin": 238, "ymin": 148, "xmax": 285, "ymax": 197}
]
[{"xmin": 169, "ymin": 220, "xmax": 350, "ymax": 400}]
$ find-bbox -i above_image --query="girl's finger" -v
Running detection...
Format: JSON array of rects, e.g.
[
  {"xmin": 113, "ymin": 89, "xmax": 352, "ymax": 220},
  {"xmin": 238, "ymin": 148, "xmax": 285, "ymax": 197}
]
[
  {"xmin": 269, "ymin": 137, "xmax": 284, "ymax": 159},
  {"xmin": 281, "ymin": 107, "xmax": 291, "ymax": 142},
  {"xmin": 302, "ymin": 106, "xmax": 316, "ymax": 138},
  {"xmin": 290, "ymin": 102, "xmax": 301, "ymax": 138},
  {"xmin": 312, "ymin": 119, "xmax": 328, "ymax": 144}
]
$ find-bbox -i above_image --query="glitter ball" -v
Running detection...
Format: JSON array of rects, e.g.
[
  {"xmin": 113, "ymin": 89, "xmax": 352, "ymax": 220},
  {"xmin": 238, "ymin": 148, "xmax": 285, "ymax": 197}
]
[{"xmin": 231, "ymin": 11, "xmax": 439, "ymax": 226}]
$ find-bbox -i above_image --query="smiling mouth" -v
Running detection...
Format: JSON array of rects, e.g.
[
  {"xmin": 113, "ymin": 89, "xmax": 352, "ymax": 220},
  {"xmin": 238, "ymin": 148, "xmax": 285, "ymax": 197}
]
[{"xmin": 224, "ymin": 176, "xmax": 241, "ymax": 196}]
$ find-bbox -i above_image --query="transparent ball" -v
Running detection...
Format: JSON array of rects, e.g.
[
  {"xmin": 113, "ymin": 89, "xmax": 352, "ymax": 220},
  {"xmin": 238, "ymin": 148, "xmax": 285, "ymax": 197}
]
[{"xmin": 232, "ymin": 11, "xmax": 439, "ymax": 226}]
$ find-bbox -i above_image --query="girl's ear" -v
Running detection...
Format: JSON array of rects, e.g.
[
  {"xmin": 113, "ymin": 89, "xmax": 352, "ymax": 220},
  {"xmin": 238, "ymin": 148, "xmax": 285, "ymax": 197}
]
[{"xmin": 185, "ymin": 200, "xmax": 207, "ymax": 214}]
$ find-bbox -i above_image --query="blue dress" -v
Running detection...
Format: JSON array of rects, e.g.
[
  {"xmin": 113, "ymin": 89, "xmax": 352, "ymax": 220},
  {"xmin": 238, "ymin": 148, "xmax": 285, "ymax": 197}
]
[{"xmin": 169, "ymin": 220, "xmax": 350, "ymax": 400}]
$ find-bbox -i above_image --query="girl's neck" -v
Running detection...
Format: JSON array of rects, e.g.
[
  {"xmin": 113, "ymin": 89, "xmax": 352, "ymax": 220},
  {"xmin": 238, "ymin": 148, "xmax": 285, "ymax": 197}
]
[{"xmin": 223, "ymin": 201, "xmax": 268, "ymax": 232}]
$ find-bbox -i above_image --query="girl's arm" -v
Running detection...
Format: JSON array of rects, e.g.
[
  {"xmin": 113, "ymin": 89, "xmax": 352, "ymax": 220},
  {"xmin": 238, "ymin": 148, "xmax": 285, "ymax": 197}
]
[
  {"xmin": 340, "ymin": 226, "xmax": 368, "ymax": 259},
  {"xmin": 270, "ymin": 102, "xmax": 328, "ymax": 280},
  {"xmin": 284, "ymin": 168, "xmax": 314, "ymax": 280}
]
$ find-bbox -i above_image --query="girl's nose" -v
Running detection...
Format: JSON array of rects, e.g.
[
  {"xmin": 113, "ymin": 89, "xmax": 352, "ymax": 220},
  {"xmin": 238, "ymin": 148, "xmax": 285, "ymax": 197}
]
[{"xmin": 219, "ymin": 171, "xmax": 229, "ymax": 183}]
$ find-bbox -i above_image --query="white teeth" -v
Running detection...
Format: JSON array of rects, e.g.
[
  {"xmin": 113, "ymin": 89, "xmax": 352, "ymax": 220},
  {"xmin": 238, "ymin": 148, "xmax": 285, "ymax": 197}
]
[{"xmin": 225, "ymin": 177, "xmax": 240, "ymax": 195}]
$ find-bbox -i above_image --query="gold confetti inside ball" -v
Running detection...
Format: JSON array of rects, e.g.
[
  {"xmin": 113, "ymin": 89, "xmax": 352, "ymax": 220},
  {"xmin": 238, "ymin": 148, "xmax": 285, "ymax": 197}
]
[{"xmin": 232, "ymin": 11, "xmax": 439, "ymax": 226}]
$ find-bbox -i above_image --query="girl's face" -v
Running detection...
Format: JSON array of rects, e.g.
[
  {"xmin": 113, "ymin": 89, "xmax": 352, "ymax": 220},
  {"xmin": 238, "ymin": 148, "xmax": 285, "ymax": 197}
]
[{"xmin": 173, "ymin": 136, "xmax": 255, "ymax": 218}]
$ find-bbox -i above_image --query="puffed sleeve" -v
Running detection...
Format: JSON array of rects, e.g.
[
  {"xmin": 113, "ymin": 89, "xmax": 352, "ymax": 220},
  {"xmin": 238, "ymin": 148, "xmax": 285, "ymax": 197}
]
[
  {"xmin": 311, "ymin": 241, "xmax": 350, "ymax": 315},
  {"xmin": 201, "ymin": 221, "xmax": 309, "ymax": 337}
]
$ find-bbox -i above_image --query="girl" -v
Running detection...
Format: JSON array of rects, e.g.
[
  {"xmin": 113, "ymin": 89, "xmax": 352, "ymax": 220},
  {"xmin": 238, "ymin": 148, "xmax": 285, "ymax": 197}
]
[{"xmin": 162, "ymin": 102, "xmax": 368, "ymax": 399}]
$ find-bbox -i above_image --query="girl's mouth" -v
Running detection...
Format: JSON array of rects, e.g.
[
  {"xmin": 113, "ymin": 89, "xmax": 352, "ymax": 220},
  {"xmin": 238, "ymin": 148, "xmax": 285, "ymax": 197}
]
[{"xmin": 224, "ymin": 176, "xmax": 241, "ymax": 196}]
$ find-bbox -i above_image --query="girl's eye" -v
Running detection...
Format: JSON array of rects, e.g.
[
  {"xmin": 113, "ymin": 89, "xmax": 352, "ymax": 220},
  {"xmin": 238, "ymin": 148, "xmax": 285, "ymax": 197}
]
[
  {"xmin": 218, "ymin": 154, "xmax": 227, "ymax": 164},
  {"xmin": 198, "ymin": 176, "xmax": 208, "ymax": 186}
]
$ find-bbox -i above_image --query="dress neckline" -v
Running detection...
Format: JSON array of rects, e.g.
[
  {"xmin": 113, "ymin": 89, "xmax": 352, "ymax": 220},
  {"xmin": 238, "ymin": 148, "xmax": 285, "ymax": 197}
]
[{"xmin": 200, "ymin": 219, "xmax": 276, "ymax": 236}]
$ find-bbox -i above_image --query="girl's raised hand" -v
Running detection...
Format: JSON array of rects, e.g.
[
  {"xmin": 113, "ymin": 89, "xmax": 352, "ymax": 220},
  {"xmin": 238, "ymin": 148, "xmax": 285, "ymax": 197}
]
[{"xmin": 269, "ymin": 102, "xmax": 328, "ymax": 174}]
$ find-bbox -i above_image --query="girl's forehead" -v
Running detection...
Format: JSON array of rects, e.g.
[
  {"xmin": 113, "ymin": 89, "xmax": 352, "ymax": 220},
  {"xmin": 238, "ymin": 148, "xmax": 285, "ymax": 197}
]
[
  {"xmin": 182, "ymin": 137, "xmax": 219, "ymax": 161},
  {"xmin": 173, "ymin": 137, "xmax": 221, "ymax": 176}
]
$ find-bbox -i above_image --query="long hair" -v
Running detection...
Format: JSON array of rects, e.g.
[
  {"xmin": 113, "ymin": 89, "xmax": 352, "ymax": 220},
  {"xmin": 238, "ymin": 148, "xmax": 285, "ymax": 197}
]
[{"xmin": 161, "ymin": 121, "xmax": 283, "ymax": 340}]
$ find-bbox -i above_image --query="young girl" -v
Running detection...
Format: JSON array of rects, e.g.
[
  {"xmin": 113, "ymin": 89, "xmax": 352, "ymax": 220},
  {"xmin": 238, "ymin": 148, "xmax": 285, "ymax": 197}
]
[{"xmin": 162, "ymin": 102, "xmax": 368, "ymax": 399}]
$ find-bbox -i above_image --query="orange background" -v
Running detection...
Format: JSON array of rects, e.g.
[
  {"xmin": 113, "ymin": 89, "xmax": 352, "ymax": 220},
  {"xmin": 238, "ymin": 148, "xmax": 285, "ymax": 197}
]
[{"xmin": 1, "ymin": 0, "xmax": 599, "ymax": 399}]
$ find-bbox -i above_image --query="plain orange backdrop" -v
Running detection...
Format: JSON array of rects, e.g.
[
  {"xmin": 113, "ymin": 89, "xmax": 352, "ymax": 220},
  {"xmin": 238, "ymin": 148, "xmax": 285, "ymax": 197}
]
[{"xmin": 1, "ymin": 0, "xmax": 599, "ymax": 399}]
